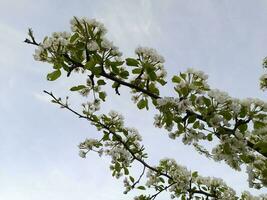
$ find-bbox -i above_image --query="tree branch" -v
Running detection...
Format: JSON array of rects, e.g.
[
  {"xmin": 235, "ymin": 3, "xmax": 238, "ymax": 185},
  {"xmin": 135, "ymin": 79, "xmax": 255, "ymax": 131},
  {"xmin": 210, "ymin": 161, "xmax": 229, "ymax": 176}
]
[{"xmin": 43, "ymin": 90, "xmax": 216, "ymax": 199}]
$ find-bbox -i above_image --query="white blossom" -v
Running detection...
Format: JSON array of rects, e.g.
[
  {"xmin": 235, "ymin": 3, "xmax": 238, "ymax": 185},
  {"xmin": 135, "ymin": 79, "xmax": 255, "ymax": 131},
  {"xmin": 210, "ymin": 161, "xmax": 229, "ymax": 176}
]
[
  {"xmin": 33, "ymin": 46, "xmax": 44, "ymax": 61},
  {"xmin": 87, "ymin": 40, "xmax": 99, "ymax": 51},
  {"xmin": 186, "ymin": 68, "xmax": 209, "ymax": 80},
  {"xmin": 208, "ymin": 89, "xmax": 230, "ymax": 104},
  {"xmin": 135, "ymin": 46, "xmax": 165, "ymax": 64}
]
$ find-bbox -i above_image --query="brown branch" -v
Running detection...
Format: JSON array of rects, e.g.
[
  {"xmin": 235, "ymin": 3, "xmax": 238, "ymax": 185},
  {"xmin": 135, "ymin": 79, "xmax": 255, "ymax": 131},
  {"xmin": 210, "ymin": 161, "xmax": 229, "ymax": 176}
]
[
  {"xmin": 26, "ymin": 32, "xmax": 266, "ymax": 158},
  {"xmin": 43, "ymin": 90, "xmax": 216, "ymax": 199},
  {"xmin": 132, "ymin": 165, "xmax": 146, "ymax": 188}
]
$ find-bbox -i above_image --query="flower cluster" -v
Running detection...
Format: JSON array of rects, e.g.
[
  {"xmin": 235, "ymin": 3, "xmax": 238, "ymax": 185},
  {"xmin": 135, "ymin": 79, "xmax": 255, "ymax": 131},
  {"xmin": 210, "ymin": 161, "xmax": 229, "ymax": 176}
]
[
  {"xmin": 79, "ymin": 138, "xmax": 102, "ymax": 158},
  {"xmin": 135, "ymin": 46, "xmax": 165, "ymax": 64},
  {"xmin": 212, "ymin": 134, "xmax": 248, "ymax": 171},
  {"xmin": 172, "ymin": 68, "xmax": 210, "ymax": 97},
  {"xmin": 145, "ymin": 158, "xmax": 239, "ymax": 199},
  {"xmin": 69, "ymin": 17, "xmax": 123, "ymax": 65},
  {"xmin": 78, "ymin": 110, "xmax": 144, "ymax": 181},
  {"xmin": 195, "ymin": 176, "xmax": 237, "ymax": 199},
  {"xmin": 127, "ymin": 47, "xmax": 167, "ymax": 108},
  {"xmin": 33, "ymin": 31, "xmax": 71, "ymax": 61},
  {"xmin": 152, "ymin": 68, "xmax": 267, "ymax": 188},
  {"xmin": 246, "ymin": 154, "xmax": 267, "ymax": 189},
  {"xmin": 241, "ymin": 191, "xmax": 267, "ymax": 200},
  {"xmin": 82, "ymin": 99, "xmax": 101, "ymax": 114},
  {"xmin": 70, "ymin": 17, "xmax": 107, "ymax": 36},
  {"xmin": 186, "ymin": 67, "xmax": 209, "ymax": 81},
  {"xmin": 181, "ymin": 128, "xmax": 206, "ymax": 145},
  {"xmin": 208, "ymin": 89, "xmax": 230, "ymax": 104},
  {"xmin": 31, "ymin": 16, "xmax": 127, "ymax": 85}
]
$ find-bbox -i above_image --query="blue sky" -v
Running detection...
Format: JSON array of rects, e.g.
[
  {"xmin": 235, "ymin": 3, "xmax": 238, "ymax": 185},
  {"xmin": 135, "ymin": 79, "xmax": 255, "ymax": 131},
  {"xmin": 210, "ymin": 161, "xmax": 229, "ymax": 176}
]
[{"xmin": 1, "ymin": 0, "xmax": 267, "ymax": 199}]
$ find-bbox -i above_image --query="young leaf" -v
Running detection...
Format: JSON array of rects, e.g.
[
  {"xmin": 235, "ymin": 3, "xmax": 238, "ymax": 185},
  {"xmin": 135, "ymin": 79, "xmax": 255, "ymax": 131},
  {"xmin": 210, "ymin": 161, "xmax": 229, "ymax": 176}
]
[
  {"xmin": 137, "ymin": 99, "xmax": 147, "ymax": 109},
  {"xmin": 99, "ymin": 92, "xmax": 106, "ymax": 101},
  {"xmin": 47, "ymin": 70, "xmax": 61, "ymax": 81},
  {"xmin": 97, "ymin": 79, "xmax": 106, "ymax": 85},
  {"xmin": 172, "ymin": 76, "xmax": 181, "ymax": 83},
  {"xmin": 70, "ymin": 85, "xmax": 86, "ymax": 91},
  {"xmin": 137, "ymin": 186, "xmax": 146, "ymax": 190},
  {"xmin": 126, "ymin": 58, "xmax": 139, "ymax": 66}
]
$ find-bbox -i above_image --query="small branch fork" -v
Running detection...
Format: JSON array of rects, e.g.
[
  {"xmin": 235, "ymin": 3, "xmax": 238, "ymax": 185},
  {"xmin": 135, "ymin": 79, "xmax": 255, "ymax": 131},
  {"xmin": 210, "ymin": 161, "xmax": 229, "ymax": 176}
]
[
  {"xmin": 131, "ymin": 165, "xmax": 146, "ymax": 189},
  {"xmin": 43, "ymin": 90, "xmax": 217, "ymax": 199}
]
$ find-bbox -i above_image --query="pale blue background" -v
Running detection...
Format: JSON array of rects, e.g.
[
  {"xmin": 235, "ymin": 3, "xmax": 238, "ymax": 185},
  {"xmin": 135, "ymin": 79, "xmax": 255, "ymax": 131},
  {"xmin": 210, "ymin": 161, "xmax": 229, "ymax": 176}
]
[{"xmin": 0, "ymin": 0, "xmax": 267, "ymax": 199}]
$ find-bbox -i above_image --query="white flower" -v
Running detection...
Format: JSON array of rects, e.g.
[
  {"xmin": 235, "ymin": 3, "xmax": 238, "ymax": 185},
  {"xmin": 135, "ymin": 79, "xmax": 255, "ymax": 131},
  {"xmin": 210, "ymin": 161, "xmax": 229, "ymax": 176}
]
[
  {"xmin": 108, "ymin": 110, "xmax": 119, "ymax": 118},
  {"xmin": 186, "ymin": 68, "xmax": 208, "ymax": 80},
  {"xmin": 43, "ymin": 38, "xmax": 53, "ymax": 49},
  {"xmin": 87, "ymin": 41, "xmax": 99, "ymax": 51},
  {"xmin": 101, "ymin": 38, "xmax": 113, "ymax": 49},
  {"xmin": 33, "ymin": 46, "xmax": 44, "ymax": 61},
  {"xmin": 208, "ymin": 89, "xmax": 230, "ymax": 104},
  {"xmin": 135, "ymin": 46, "xmax": 165, "ymax": 64}
]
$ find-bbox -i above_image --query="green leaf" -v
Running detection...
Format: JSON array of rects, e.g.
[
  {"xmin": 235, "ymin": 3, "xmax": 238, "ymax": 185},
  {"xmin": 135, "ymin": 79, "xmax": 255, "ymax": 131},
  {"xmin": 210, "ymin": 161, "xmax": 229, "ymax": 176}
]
[
  {"xmin": 262, "ymin": 169, "xmax": 267, "ymax": 177},
  {"xmin": 254, "ymin": 121, "xmax": 266, "ymax": 129},
  {"xmin": 102, "ymin": 132, "xmax": 110, "ymax": 141},
  {"xmin": 223, "ymin": 143, "xmax": 231, "ymax": 154},
  {"xmin": 240, "ymin": 154, "xmax": 254, "ymax": 163},
  {"xmin": 115, "ymin": 162, "xmax": 120, "ymax": 172},
  {"xmin": 126, "ymin": 58, "xmax": 139, "ymax": 66},
  {"xmin": 220, "ymin": 111, "xmax": 232, "ymax": 121},
  {"xmin": 137, "ymin": 99, "xmax": 147, "ymax": 109},
  {"xmin": 148, "ymin": 83, "xmax": 159, "ymax": 95},
  {"xmin": 129, "ymin": 176, "xmax": 135, "ymax": 183},
  {"xmin": 165, "ymin": 111, "xmax": 173, "ymax": 126},
  {"xmin": 206, "ymin": 133, "xmax": 213, "ymax": 141},
  {"xmin": 85, "ymin": 57, "xmax": 97, "ymax": 70},
  {"xmin": 111, "ymin": 65, "xmax": 119, "ymax": 74},
  {"xmin": 112, "ymin": 82, "xmax": 120, "ymax": 89},
  {"xmin": 137, "ymin": 186, "xmax": 146, "ymax": 190},
  {"xmin": 124, "ymin": 167, "xmax": 129, "ymax": 175},
  {"xmin": 120, "ymin": 70, "xmax": 129, "ymax": 79},
  {"xmin": 172, "ymin": 76, "xmax": 181, "ymax": 83},
  {"xmin": 93, "ymin": 54, "xmax": 102, "ymax": 62},
  {"xmin": 180, "ymin": 73, "xmax": 187, "ymax": 80},
  {"xmin": 53, "ymin": 61, "xmax": 63, "ymax": 70},
  {"xmin": 239, "ymin": 106, "xmax": 247, "ymax": 118},
  {"xmin": 193, "ymin": 121, "xmax": 200, "ymax": 129},
  {"xmin": 188, "ymin": 115, "xmax": 196, "ymax": 124},
  {"xmin": 157, "ymin": 79, "xmax": 167, "ymax": 85},
  {"xmin": 201, "ymin": 186, "xmax": 208, "ymax": 191},
  {"xmin": 70, "ymin": 33, "xmax": 79, "ymax": 43},
  {"xmin": 70, "ymin": 85, "xmax": 86, "ymax": 91},
  {"xmin": 238, "ymin": 123, "xmax": 248, "ymax": 132},
  {"xmin": 159, "ymin": 177, "xmax": 165, "ymax": 183},
  {"xmin": 132, "ymin": 68, "xmax": 142, "ymax": 74},
  {"xmin": 255, "ymin": 142, "xmax": 267, "ymax": 154},
  {"xmin": 192, "ymin": 171, "xmax": 198, "ymax": 178},
  {"xmin": 106, "ymin": 60, "xmax": 124, "ymax": 67},
  {"xmin": 47, "ymin": 70, "xmax": 61, "ymax": 81},
  {"xmin": 99, "ymin": 92, "xmax": 106, "ymax": 101},
  {"xmin": 148, "ymin": 70, "xmax": 157, "ymax": 81},
  {"xmin": 91, "ymin": 66, "xmax": 102, "ymax": 75},
  {"xmin": 97, "ymin": 79, "xmax": 106, "ymax": 85},
  {"xmin": 144, "ymin": 63, "xmax": 157, "ymax": 81},
  {"xmin": 203, "ymin": 97, "xmax": 211, "ymax": 107}
]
